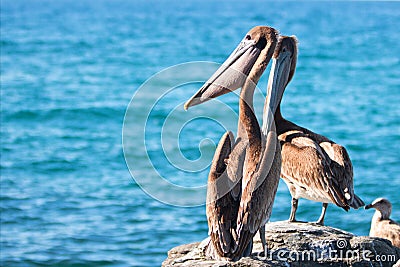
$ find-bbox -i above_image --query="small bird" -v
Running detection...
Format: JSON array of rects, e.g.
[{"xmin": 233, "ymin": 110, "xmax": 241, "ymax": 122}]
[{"xmin": 365, "ymin": 198, "xmax": 400, "ymax": 248}]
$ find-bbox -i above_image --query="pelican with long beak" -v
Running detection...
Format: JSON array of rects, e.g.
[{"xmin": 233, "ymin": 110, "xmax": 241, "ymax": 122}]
[
  {"xmin": 185, "ymin": 26, "xmax": 280, "ymax": 260},
  {"xmin": 269, "ymin": 36, "xmax": 364, "ymax": 225}
]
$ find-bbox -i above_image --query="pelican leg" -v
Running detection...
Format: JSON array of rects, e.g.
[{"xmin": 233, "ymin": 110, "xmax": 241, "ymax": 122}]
[
  {"xmin": 316, "ymin": 203, "xmax": 328, "ymax": 225},
  {"xmin": 259, "ymin": 225, "xmax": 267, "ymax": 256},
  {"xmin": 288, "ymin": 197, "xmax": 298, "ymax": 222}
]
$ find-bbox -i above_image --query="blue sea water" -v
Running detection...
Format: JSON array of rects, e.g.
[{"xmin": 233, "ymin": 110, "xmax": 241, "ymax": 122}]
[{"xmin": 1, "ymin": 0, "xmax": 400, "ymax": 266}]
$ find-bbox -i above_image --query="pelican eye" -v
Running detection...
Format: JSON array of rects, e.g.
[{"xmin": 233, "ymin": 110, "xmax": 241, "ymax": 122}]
[
  {"xmin": 255, "ymin": 37, "xmax": 267, "ymax": 50},
  {"xmin": 245, "ymin": 35, "xmax": 251, "ymax": 40}
]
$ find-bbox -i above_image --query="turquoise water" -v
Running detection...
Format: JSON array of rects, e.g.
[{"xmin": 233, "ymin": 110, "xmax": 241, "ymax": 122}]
[{"xmin": 1, "ymin": 1, "xmax": 399, "ymax": 266}]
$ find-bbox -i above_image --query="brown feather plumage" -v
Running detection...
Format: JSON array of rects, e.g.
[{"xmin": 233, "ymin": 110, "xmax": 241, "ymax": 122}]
[
  {"xmin": 271, "ymin": 36, "xmax": 364, "ymax": 222},
  {"xmin": 278, "ymin": 119, "xmax": 363, "ymax": 210},
  {"xmin": 206, "ymin": 131, "xmax": 241, "ymax": 258}
]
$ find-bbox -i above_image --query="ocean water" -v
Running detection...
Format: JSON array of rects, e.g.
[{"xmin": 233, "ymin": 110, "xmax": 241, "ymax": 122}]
[{"xmin": 1, "ymin": 1, "xmax": 399, "ymax": 266}]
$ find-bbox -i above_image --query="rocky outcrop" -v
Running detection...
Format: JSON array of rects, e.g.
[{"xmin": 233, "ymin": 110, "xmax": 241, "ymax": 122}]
[{"xmin": 162, "ymin": 221, "xmax": 400, "ymax": 267}]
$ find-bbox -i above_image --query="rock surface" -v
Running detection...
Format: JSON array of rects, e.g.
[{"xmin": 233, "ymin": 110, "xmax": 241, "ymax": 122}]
[{"xmin": 162, "ymin": 221, "xmax": 400, "ymax": 267}]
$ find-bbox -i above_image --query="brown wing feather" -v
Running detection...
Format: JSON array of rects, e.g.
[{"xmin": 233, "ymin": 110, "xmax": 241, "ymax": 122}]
[
  {"xmin": 320, "ymin": 142, "xmax": 364, "ymax": 208},
  {"xmin": 372, "ymin": 219, "xmax": 400, "ymax": 248},
  {"xmin": 206, "ymin": 131, "xmax": 241, "ymax": 258},
  {"xmin": 280, "ymin": 133, "xmax": 349, "ymax": 209},
  {"xmin": 383, "ymin": 219, "xmax": 400, "ymax": 248},
  {"xmin": 225, "ymin": 138, "xmax": 247, "ymax": 200},
  {"xmin": 234, "ymin": 138, "xmax": 281, "ymax": 258},
  {"xmin": 283, "ymin": 121, "xmax": 364, "ymax": 209}
]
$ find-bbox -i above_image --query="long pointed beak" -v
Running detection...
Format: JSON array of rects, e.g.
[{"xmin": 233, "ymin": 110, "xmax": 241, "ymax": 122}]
[
  {"xmin": 365, "ymin": 204, "xmax": 373, "ymax": 210},
  {"xmin": 184, "ymin": 40, "xmax": 261, "ymax": 110},
  {"xmin": 262, "ymin": 52, "xmax": 291, "ymax": 133}
]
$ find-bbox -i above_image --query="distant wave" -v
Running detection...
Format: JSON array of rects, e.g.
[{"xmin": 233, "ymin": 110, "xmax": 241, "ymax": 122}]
[{"xmin": 3, "ymin": 106, "xmax": 125, "ymax": 121}]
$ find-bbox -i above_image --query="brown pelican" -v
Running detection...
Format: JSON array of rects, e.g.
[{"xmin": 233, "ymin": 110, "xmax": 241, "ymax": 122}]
[
  {"xmin": 269, "ymin": 36, "xmax": 364, "ymax": 225},
  {"xmin": 365, "ymin": 198, "xmax": 400, "ymax": 248},
  {"xmin": 185, "ymin": 26, "xmax": 281, "ymax": 260}
]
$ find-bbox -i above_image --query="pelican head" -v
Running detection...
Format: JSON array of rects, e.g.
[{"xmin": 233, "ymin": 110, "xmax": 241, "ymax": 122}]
[
  {"xmin": 262, "ymin": 36, "xmax": 298, "ymax": 132},
  {"xmin": 184, "ymin": 26, "xmax": 278, "ymax": 110},
  {"xmin": 365, "ymin": 198, "xmax": 392, "ymax": 219},
  {"xmin": 272, "ymin": 36, "xmax": 298, "ymax": 87}
]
